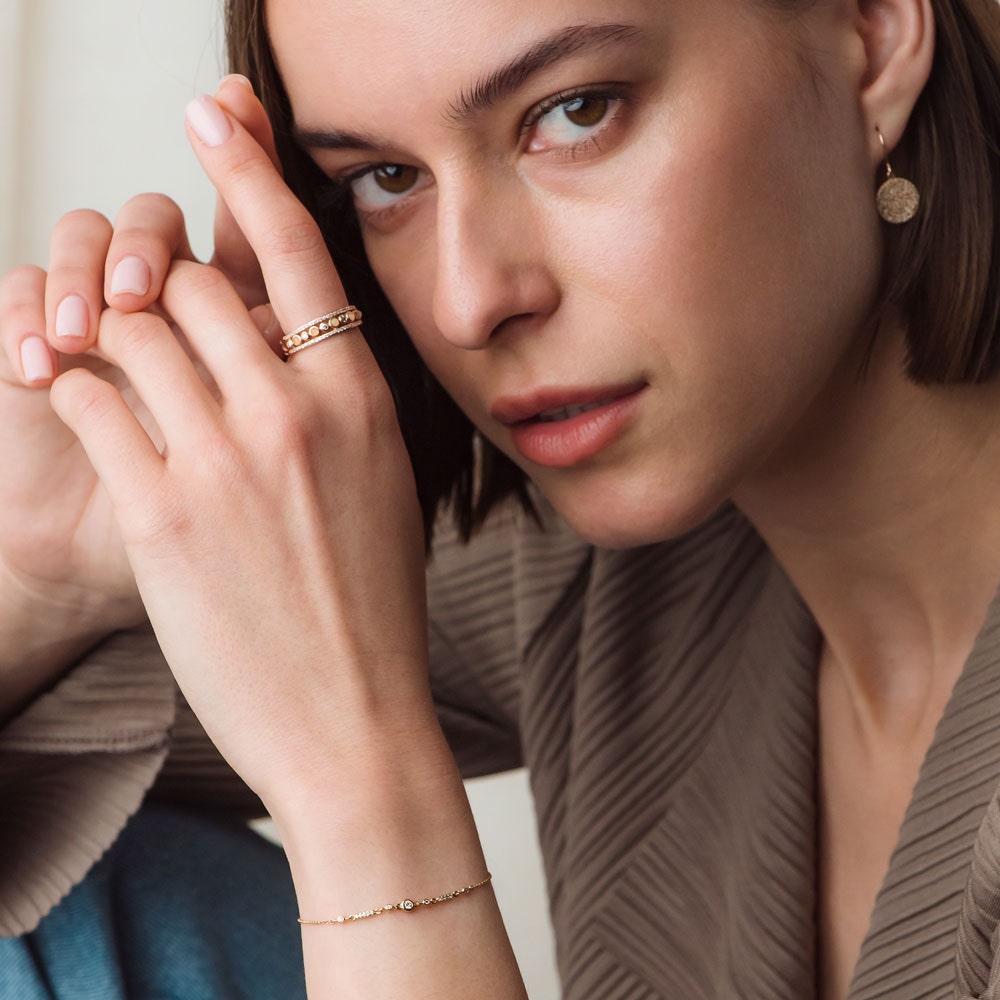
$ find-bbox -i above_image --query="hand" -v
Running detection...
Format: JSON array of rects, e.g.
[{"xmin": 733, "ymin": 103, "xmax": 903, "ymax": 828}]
[
  {"xmin": 0, "ymin": 245, "xmax": 146, "ymax": 705},
  {"xmin": 49, "ymin": 91, "xmax": 434, "ymax": 808},
  {"xmin": 0, "ymin": 77, "xmax": 276, "ymax": 711},
  {"xmin": 46, "ymin": 88, "xmax": 527, "ymax": 1000}
]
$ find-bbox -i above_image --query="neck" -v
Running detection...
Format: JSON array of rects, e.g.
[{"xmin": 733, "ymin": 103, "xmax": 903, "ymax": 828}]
[{"xmin": 734, "ymin": 321, "xmax": 1000, "ymax": 744}]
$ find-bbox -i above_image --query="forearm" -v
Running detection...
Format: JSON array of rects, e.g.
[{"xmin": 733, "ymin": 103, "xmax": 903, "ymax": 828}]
[
  {"xmin": 271, "ymin": 720, "xmax": 528, "ymax": 1000},
  {"xmin": 0, "ymin": 593, "xmax": 111, "ymax": 722}
]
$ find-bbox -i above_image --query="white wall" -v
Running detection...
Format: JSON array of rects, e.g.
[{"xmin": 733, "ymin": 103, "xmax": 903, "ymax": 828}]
[
  {"xmin": 2, "ymin": 0, "xmax": 224, "ymax": 272},
  {"xmin": 1, "ymin": 2, "xmax": 558, "ymax": 995},
  {"xmin": 0, "ymin": 0, "xmax": 27, "ymax": 267}
]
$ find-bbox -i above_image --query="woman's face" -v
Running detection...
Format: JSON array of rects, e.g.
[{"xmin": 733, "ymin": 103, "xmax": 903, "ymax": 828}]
[{"xmin": 269, "ymin": 0, "xmax": 882, "ymax": 546}]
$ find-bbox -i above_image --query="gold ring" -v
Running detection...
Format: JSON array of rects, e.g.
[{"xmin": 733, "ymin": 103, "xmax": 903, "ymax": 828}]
[{"xmin": 281, "ymin": 306, "xmax": 363, "ymax": 357}]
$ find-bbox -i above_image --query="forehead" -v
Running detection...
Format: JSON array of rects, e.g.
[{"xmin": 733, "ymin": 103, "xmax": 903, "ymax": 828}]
[{"xmin": 266, "ymin": 0, "xmax": 674, "ymax": 126}]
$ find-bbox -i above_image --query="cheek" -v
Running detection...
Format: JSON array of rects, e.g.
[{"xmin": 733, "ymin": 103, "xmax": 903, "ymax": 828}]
[
  {"xmin": 556, "ymin": 73, "xmax": 881, "ymax": 464},
  {"xmin": 578, "ymin": 97, "xmax": 874, "ymax": 360},
  {"xmin": 365, "ymin": 34, "xmax": 883, "ymax": 543}
]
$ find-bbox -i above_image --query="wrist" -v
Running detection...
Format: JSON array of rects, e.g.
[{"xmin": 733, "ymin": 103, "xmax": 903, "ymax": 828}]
[
  {"xmin": 268, "ymin": 710, "xmax": 464, "ymax": 839},
  {"xmin": 0, "ymin": 579, "xmax": 140, "ymax": 720},
  {"xmin": 267, "ymin": 721, "xmax": 484, "ymax": 912},
  {"xmin": 273, "ymin": 732, "xmax": 525, "ymax": 999},
  {"xmin": 0, "ymin": 618, "xmax": 109, "ymax": 721},
  {"xmin": 0, "ymin": 562, "xmax": 141, "ymax": 657}
]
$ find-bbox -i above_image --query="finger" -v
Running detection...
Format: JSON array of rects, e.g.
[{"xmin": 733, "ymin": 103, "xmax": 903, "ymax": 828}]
[
  {"xmin": 249, "ymin": 302, "xmax": 285, "ymax": 356},
  {"xmin": 157, "ymin": 260, "xmax": 277, "ymax": 398},
  {"xmin": 45, "ymin": 209, "xmax": 113, "ymax": 354},
  {"xmin": 216, "ymin": 76, "xmax": 281, "ymax": 171},
  {"xmin": 49, "ymin": 366, "xmax": 163, "ymax": 508},
  {"xmin": 184, "ymin": 95, "xmax": 368, "ymax": 375},
  {"xmin": 0, "ymin": 265, "xmax": 56, "ymax": 386},
  {"xmin": 105, "ymin": 194, "xmax": 196, "ymax": 311},
  {"xmin": 210, "ymin": 75, "xmax": 277, "ymax": 309},
  {"xmin": 93, "ymin": 304, "xmax": 224, "ymax": 451}
]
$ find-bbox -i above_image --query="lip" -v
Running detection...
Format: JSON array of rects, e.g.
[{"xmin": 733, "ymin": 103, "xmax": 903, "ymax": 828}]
[
  {"xmin": 495, "ymin": 382, "xmax": 647, "ymax": 468},
  {"xmin": 491, "ymin": 382, "xmax": 647, "ymax": 425}
]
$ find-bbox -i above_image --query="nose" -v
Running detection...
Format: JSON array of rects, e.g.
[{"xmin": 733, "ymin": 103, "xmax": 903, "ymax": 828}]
[{"xmin": 431, "ymin": 176, "xmax": 559, "ymax": 349}]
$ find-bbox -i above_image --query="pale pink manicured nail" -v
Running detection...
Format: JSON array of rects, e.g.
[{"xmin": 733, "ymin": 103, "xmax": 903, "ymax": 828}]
[
  {"xmin": 217, "ymin": 74, "xmax": 253, "ymax": 92},
  {"xmin": 20, "ymin": 336, "xmax": 54, "ymax": 383},
  {"xmin": 185, "ymin": 95, "xmax": 233, "ymax": 147},
  {"xmin": 111, "ymin": 255, "xmax": 151, "ymax": 296},
  {"xmin": 55, "ymin": 294, "xmax": 89, "ymax": 340}
]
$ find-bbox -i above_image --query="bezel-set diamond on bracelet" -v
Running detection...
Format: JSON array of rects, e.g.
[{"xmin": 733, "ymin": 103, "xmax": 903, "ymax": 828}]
[
  {"xmin": 297, "ymin": 872, "xmax": 493, "ymax": 926},
  {"xmin": 281, "ymin": 306, "xmax": 363, "ymax": 357}
]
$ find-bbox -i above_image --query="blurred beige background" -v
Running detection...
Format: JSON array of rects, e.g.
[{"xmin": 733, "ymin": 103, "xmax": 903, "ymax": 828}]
[{"xmin": 0, "ymin": 1, "xmax": 558, "ymax": 994}]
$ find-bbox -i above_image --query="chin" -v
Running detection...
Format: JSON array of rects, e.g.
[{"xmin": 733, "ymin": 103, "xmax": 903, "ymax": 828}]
[{"xmin": 540, "ymin": 472, "xmax": 732, "ymax": 551}]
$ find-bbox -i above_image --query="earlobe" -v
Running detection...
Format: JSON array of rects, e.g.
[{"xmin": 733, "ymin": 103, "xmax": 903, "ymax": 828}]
[{"xmin": 855, "ymin": 0, "xmax": 935, "ymax": 159}]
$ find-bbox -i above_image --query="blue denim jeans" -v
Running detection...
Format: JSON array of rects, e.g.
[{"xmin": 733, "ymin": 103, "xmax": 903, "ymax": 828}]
[{"xmin": 0, "ymin": 805, "xmax": 307, "ymax": 999}]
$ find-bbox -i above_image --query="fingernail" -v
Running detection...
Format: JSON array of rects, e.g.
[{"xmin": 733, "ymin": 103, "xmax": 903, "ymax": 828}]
[
  {"xmin": 185, "ymin": 94, "xmax": 233, "ymax": 148},
  {"xmin": 55, "ymin": 295, "xmax": 89, "ymax": 340},
  {"xmin": 20, "ymin": 336, "xmax": 54, "ymax": 383},
  {"xmin": 217, "ymin": 74, "xmax": 253, "ymax": 93},
  {"xmin": 111, "ymin": 255, "xmax": 151, "ymax": 296}
]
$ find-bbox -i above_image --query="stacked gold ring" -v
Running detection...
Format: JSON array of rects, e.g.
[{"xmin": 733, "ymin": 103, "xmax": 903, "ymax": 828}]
[{"xmin": 281, "ymin": 306, "xmax": 363, "ymax": 357}]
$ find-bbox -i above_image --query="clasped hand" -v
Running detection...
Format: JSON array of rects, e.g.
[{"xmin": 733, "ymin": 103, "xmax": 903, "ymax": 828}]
[{"xmin": 3, "ymin": 81, "xmax": 437, "ymax": 811}]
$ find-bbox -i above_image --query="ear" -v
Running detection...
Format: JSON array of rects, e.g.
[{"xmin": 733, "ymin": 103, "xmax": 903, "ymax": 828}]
[{"xmin": 855, "ymin": 0, "xmax": 935, "ymax": 161}]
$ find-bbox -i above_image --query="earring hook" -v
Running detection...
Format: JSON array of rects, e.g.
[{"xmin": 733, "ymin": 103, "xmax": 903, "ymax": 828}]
[{"xmin": 874, "ymin": 124, "xmax": 919, "ymax": 224}]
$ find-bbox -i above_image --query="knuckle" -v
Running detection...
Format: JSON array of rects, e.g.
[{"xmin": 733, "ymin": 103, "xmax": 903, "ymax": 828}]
[
  {"xmin": 1, "ymin": 263, "xmax": 45, "ymax": 290},
  {"xmin": 2, "ymin": 296, "xmax": 44, "ymax": 336},
  {"xmin": 224, "ymin": 148, "xmax": 269, "ymax": 196},
  {"xmin": 259, "ymin": 217, "xmax": 325, "ymax": 266},
  {"xmin": 0, "ymin": 265, "xmax": 46, "ymax": 310},
  {"xmin": 54, "ymin": 208, "xmax": 112, "ymax": 239},
  {"xmin": 58, "ymin": 207, "xmax": 109, "ymax": 228},
  {"xmin": 133, "ymin": 490, "xmax": 196, "ymax": 551},
  {"xmin": 345, "ymin": 376, "xmax": 398, "ymax": 436},
  {"xmin": 117, "ymin": 192, "xmax": 181, "ymax": 225},
  {"xmin": 49, "ymin": 212, "xmax": 113, "ymax": 273},
  {"xmin": 264, "ymin": 390, "xmax": 313, "ymax": 449},
  {"xmin": 165, "ymin": 259, "xmax": 227, "ymax": 299},
  {"xmin": 75, "ymin": 382, "xmax": 117, "ymax": 423},
  {"xmin": 47, "ymin": 260, "xmax": 99, "ymax": 284},
  {"xmin": 180, "ymin": 420, "xmax": 242, "ymax": 487},
  {"xmin": 204, "ymin": 435, "xmax": 246, "ymax": 492},
  {"xmin": 104, "ymin": 311, "xmax": 165, "ymax": 360},
  {"xmin": 55, "ymin": 368, "xmax": 115, "ymax": 422}
]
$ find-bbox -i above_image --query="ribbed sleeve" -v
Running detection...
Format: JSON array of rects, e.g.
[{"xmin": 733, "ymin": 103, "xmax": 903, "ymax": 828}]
[
  {"xmin": 7, "ymin": 497, "xmax": 1000, "ymax": 1000},
  {"xmin": 0, "ymin": 627, "xmax": 175, "ymax": 936}
]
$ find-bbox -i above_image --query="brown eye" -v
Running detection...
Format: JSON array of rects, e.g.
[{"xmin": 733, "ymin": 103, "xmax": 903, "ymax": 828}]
[
  {"xmin": 527, "ymin": 91, "xmax": 624, "ymax": 155},
  {"xmin": 563, "ymin": 96, "xmax": 609, "ymax": 128},
  {"xmin": 373, "ymin": 164, "xmax": 418, "ymax": 194}
]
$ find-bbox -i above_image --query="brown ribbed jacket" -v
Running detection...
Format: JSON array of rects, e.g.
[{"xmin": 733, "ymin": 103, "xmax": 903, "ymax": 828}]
[{"xmin": 3, "ymin": 501, "xmax": 1000, "ymax": 999}]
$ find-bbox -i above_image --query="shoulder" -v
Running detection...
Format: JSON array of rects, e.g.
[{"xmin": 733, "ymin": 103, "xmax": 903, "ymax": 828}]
[{"xmin": 428, "ymin": 495, "xmax": 765, "ymax": 657}]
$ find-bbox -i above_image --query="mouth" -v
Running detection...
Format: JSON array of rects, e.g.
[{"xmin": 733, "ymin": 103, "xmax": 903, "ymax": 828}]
[
  {"xmin": 492, "ymin": 382, "xmax": 647, "ymax": 426},
  {"xmin": 533, "ymin": 400, "xmax": 616, "ymax": 423},
  {"xmin": 493, "ymin": 382, "xmax": 648, "ymax": 468}
]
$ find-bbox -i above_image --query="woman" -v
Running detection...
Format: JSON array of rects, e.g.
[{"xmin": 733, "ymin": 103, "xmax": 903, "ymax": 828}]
[{"xmin": 1, "ymin": 0, "xmax": 999, "ymax": 996}]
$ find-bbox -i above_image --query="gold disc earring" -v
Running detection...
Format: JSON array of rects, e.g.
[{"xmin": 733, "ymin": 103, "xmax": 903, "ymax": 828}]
[{"xmin": 875, "ymin": 126, "xmax": 920, "ymax": 224}]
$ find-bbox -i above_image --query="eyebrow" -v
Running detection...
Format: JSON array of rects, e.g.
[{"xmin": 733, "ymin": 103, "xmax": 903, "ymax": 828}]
[
  {"xmin": 293, "ymin": 21, "xmax": 644, "ymax": 152},
  {"xmin": 446, "ymin": 22, "xmax": 643, "ymax": 125}
]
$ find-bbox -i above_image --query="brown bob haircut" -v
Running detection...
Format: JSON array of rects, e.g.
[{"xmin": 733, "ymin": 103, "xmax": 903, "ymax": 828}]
[{"xmin": 224, "ymin": 0, "xmax": 1000, "ymax": 545}]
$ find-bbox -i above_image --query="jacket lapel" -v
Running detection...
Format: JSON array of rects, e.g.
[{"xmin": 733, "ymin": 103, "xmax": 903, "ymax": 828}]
[
  {"xmin": 521, "ymin": 506, "xmax": 822, "ymax": 998},
  {"xmin": 851, "ymin": 588, "xmax": 1000, "ymax": 1000}
]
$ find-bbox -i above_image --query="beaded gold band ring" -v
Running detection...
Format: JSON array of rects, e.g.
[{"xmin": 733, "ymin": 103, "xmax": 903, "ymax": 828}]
[
  {"xmin": 297, "ymin": 872, "xmax": 493, "ymax": 926},
  {"xmin": 281, "ymin": 306, "xmax": 363, "ymax": 357}
]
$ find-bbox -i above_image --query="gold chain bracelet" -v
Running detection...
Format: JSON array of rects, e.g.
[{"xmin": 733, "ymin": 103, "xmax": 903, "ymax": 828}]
[{"xmin": 297, "ymin": 873, "xmax": 493, "ymax": 926}]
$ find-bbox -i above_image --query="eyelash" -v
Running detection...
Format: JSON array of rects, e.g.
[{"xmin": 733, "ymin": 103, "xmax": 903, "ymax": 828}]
[
  {"xmin": 332, "ymin": 85, "xmax": 632, "ymax": 223},
  {"xmin": 521, "ymin": 85, "xmax": 627, "ymax": 134}
]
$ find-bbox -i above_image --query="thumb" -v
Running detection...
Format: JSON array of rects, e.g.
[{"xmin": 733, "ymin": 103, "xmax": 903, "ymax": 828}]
[{"xmin": 209, "ymin": 75, "xmax": 281, "ymax": 309}]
